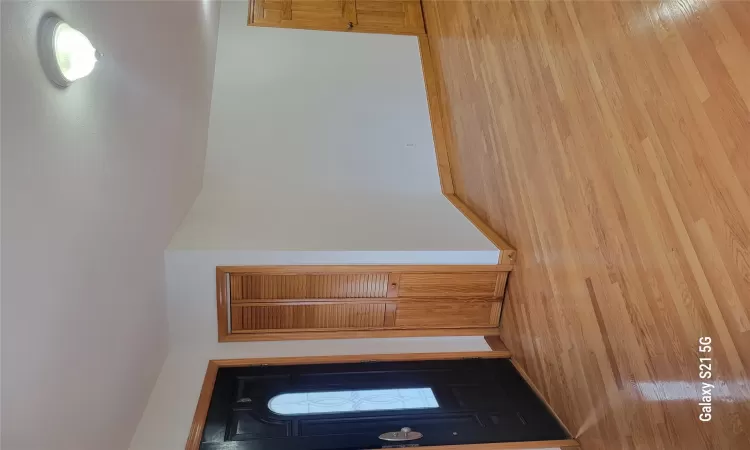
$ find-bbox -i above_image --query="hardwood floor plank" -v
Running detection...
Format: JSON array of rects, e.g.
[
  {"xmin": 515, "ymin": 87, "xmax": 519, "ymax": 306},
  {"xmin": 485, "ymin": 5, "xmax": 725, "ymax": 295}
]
[{"xmin": 425, "ymin": 1, "xmax": 750, "ymax": 448}]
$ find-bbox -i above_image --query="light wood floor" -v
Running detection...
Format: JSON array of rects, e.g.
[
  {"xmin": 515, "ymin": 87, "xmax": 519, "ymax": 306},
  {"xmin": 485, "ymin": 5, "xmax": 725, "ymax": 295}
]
[{"xmin": 423, "ymin": 1, "xmax": 750, "ymax": 449}]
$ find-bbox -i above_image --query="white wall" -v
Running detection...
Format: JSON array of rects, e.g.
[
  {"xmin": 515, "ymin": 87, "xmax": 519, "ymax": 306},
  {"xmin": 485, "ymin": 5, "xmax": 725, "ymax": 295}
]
[
  {"xmin": 168, "ymin": 0, "xmax": 496, "ymax": 253},
  {"xmin": 0, "ymin": 2, "xmax": 220, "ymax": 449}
]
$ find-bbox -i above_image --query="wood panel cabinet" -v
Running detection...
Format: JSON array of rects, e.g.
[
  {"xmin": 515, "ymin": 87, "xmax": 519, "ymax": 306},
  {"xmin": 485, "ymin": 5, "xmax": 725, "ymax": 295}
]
[
  {"xmin": 248, "ymin": 0, "xmax": 426, "ymax": 35},
  {"xmin": 217, "ymin": 265, "xmax": 510, "ymax": 341},
  {"xmin": 250, "ymin": 0, "xmax": 357, "ymax": 32},
  {"xmin": 351, "ymin": 0, "xmax": 424, "ymax": 35}
]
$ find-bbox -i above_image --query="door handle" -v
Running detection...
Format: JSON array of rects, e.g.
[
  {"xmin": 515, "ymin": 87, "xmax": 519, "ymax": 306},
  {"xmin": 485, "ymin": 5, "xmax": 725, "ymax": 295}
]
[{"xmin": 379, "ymin": 427, "xmax": 423, "ymax": 441}]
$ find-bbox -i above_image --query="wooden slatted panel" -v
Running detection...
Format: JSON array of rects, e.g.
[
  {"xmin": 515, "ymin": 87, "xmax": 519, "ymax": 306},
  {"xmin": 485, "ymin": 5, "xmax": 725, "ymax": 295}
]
[
  {"xmin": 354, "ymin": 0, "xmax": 425, "ymax": 34},
  {"xmin": 229, "ymin": 274, "xmax": 306, "ymax": 300},
  {"xmin": 229, "ymin": 273, "xmax": 389, "ymax": 300},
  {"xmin": 397, "ymin": 272, "xmax": 499, "ymax": 297},
  {"xmin": 232, "ymin": 303, "xmax": 386, "ymax": 331},
  {"xmin": 393, "ymin": 301, "xmax": 499, "ymax": 328},
  {"xmin": 306, "ymin": 273, "xmax": 389, "ymax": 298}
]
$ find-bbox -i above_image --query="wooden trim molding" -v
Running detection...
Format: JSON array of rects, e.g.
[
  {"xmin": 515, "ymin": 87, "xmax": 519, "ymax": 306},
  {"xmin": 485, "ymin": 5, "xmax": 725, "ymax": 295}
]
[
  {"xmin": 399, "ymin": 442, "xmax": 580, "ymax": 450},
  {"xmin": 216, "ymin": 268, "xmax": 230, "ymax": 341},
  {"xmin": 484, "ymin": 335, "xmax": 507, "ymax": 352},
  {"xmin": 220, "ymin": 326, "xmax": 503, "ymax": 342},
  {"xmin": 185, "ymin": 361, "xmax": 219, "ymax": 450},
  {"xmin": 415, "ymin": 32, "xmax": 517, "ymax": 266},
  {"xmin": 510, "ymin": 359, "xmax": 576, "ymax": 441},
  {"xmin": 218, "ymin": 264, "xmax": 510, "ymax": 274},
  {"xmin": 213, "ymin": 350, "xmax": 511, "ymax": 368},
  {"xmin": 185, "ymin": 349, "xmax": 581, "ymax": 450},
  {"xmin": 446, "ymin": 194, "xmax": 517, "ymax": 265},
  {"xmin": 419, "ymin": 34, "xmax": 455, "ymax": 195}
]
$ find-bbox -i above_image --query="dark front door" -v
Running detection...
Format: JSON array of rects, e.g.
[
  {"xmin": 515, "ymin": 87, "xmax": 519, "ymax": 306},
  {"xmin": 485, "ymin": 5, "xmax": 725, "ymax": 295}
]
[{"xmin": 201, "ymin": 358, "xmax": 568, "ymax": 450}]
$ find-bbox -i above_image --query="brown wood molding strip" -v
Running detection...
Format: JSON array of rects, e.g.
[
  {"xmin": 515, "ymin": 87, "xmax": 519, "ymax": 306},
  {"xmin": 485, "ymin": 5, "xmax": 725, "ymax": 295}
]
[
  {"xmin": 415, "ymin": 27, "xmax": 518, "ymax": 266},
  {"xmin": 510, "ymin": 359, "xmax": 575, "ymax": 441},
  {"xmin": 231, "ymin": 297, "xmax": 499, "ymax": 305},
  {"xmin": 216, "ymin": 268, "xmax": 229, "ymax": 341},
  {"xmin": 484, "ymin": 335, "xmax": 508, "ymax": 352},
  {"xmin": 418, "ymin": 33, "xmax": 455, "ymax": 195},
  {"xmin": 219, "ymin": 326, "xmax": 503, "ymax": 342},
  {"xmin": 218, "ymin": 264, "xmax": 508, "ymax": 273},
  {"xmin": 185, "ymin": 361, "xmax": 219, "ymax": 450},
  {"xmin": 445, "ymin": 194, "xmax": 517, "ymax": 265},
  {"xmin": 401, "ymin": 442, "xmax": 580, "ymax": 450},
  {"xmin": 231, "ymin": 325, "xmax": 500, "ymax": 335},
  {"xmin": 212, "ymin": 351, "xmax": 511, "ymax": 367}
]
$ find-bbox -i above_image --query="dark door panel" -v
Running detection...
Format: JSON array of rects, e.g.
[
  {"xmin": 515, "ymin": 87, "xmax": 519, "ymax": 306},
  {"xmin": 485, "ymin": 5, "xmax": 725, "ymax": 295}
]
[{"xmin": 201, "ymin": 358, "xmax": 568, "ymax": 450}]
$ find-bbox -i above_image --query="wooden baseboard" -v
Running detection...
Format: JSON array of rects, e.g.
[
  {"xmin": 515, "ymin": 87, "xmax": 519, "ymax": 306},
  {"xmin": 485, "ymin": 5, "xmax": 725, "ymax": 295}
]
[
  {"xmin": 510, "ymin": 359, "xmax": 576, "ymax": 441},
  {"xmin": 403, "ymin": 441, "xmax": 581, "ymax": 449},
  {"xmin": 445, "ymin": 194, "xmax": 517, "ymax": 266},
  {"xmin": 485, "ymin": 335, "xmax": 508, "ymax": 352},
  {"xmin": 416, "ymin": 31, "xmax": 517, "ymax": 267},
  {"xmin": 419, "ymin": 33, "xmax": 455, "ymax": 195}
]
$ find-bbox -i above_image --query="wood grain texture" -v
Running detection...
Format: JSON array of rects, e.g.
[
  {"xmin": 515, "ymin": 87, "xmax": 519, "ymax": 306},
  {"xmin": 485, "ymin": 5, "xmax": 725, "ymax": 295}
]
[
  {"xmin": 185, "ymin": 361, "xmax": 219, "ymax": 450},
  {"xmin": 398, "ymin": 272, "xmax": 499, "ymax": 297},
  {"xmin": 494, "ymin": 272, "xmax": 509, "ymax": 299},
  {"xmin": 216, "ymin": 268, "xmax": 229, "ymax": 340},
  {"xmin": 397, "ymin": 443, "xmax": 580, "ymax": 450},
  {"xmin": 354, "ymin": 0, "xmax": 425, "ymax": 35},
  {"xmin": 248, "ymin": 0, "xmax": 425, "ymax": 35},
  {"xmin": 445, "ymin": 194, "xmax": 518, "ymax": 265},
  {"xmin": 511, "ymin": 359, "xmax": 575, "ymax": 443},
  {"xmin": 212, "ymin": 351, "xmax": 512, "ymax": 367},
  {"xmin": 228, "ymin": 273, "xmax": 389, "ymax": 300},
  {"xmin": 218, "ymin": 265, "xmax": 508, "ymax": 273},
  {"xmin": 423, "ymin": 0, "xmax": 750, "ymax": 448},
  {"xmin": 394, "ymin": 301, "xmax": 500, "ymax": 328},
  {"xmin": 219, "ymin": 326, "xmax": 503, "ymax": 342},
  {"xmin": 418, "ymin": 34, "xmax": 455, "ymax": 194},
  {"xmin": 484, "ymin": 335, "xmax": 507, "ymax": 353},
  {"xmin": 387, "ymin": 272, "xmax": 401, "ymax": 297},
  {"xmin": 231, "ymin": 302, "xmax": 386, "ymax": 330},
  {"xmin": 219, "ymin": 265, "xmax": 511, "ymax": 341},
  {"xmin": 417, "ymin": 35, "xmax": 519, "ymax": 263},
  {"xmin": 231, "ymin": 296, "xmax": 395, "ymax": 305},
  {"xmin": 250, "ymin": 0, "xmax": 357, "ymax": 31}
]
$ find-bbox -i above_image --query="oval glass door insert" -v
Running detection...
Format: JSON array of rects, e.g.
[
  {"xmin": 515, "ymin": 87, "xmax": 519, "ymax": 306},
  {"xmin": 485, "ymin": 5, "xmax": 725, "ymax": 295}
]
[{"xmin": 268, "ymin": 388, "xmax": 439, "ymax": 415}]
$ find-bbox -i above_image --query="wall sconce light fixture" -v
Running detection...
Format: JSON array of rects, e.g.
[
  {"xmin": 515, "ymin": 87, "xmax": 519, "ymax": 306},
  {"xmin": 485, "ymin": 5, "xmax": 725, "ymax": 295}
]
[{"xmin": 39, "ymin": 15, "xmax": 100, "ymax": 87}]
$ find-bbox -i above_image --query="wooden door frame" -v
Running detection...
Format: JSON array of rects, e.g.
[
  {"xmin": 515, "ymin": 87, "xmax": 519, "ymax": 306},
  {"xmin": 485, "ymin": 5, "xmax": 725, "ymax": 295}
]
[{"xmin": 185, "ymin": 350, "xmax": 579, "ymax": 450}]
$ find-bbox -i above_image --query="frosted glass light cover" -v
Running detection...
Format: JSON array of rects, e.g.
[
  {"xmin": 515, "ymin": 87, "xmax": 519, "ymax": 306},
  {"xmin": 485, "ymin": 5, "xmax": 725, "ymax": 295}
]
[{"xmin": 54, "ymin": 22, "xmax": 98, "ymax": 82}]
